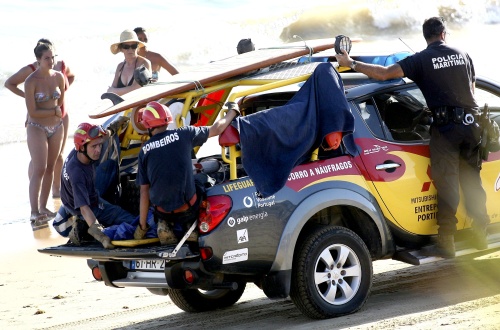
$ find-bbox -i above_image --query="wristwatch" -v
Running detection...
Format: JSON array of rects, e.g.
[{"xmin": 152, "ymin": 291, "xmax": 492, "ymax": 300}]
[{"xmin": 350, "ymin": 60, "xmax": 357, "ymax": 71}]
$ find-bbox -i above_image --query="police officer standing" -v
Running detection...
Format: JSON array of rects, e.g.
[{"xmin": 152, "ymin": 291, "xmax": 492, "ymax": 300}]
[{"xmin": 335, "ymin": 17, "xmax": 489, "ymax": 258}]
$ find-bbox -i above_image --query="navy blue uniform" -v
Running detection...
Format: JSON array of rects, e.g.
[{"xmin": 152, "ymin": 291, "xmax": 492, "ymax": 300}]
[
  {"xmin": 61, "ymin": 149, "xmax": 136, "ymax": 227},
  {"xmin": 137, "ymin": 125, "xmax": 209, "ymax": 209},
  {"xmin": 398, "ymin": 40, "xmax": 489, "ymax": 235},
  {"xmin": 61, "ymin": 150, "xmax": 99, "ymax": 212}
]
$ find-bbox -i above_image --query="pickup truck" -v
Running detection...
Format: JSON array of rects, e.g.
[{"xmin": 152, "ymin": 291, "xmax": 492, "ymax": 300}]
[{"xmin": 40, "ymin": 48, "xmax": 500, "ymax": 319}]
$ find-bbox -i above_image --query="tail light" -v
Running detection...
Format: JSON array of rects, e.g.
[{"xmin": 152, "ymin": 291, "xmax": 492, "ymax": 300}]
[
  {"xmin": 198, "ymin": 195, "xmax": 232, "ymax": 234},
  {"xmin": 91, "ymin": 266, "xmax": 102, "ymax": 281},
  {"xmin": 200, "ymin": 247, "xmax": 213, "ymax": 260},
  {"xmin": 184, "ymin": 269, "xmax": 196, "ymax": 284}
]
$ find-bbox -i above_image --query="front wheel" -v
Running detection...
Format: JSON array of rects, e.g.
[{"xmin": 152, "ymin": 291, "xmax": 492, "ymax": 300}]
[
  {"xmin": 168, "ymin": 282, "xmax": 247, "ymax": 312},
  {"xmin": 290, "ymin": 226, "xmax": 372, "ymax": 319}
]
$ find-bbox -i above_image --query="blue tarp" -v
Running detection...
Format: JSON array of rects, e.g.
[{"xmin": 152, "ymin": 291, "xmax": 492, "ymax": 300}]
[{"xmin": 234, "ymin": 63, "xmax": 355, "ymax": 197}]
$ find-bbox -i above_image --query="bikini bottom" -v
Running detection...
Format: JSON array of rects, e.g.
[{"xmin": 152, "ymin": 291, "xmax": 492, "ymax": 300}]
[{"xmin": 27, "ymin": 120, "xmax": 63, "ymax": 138}]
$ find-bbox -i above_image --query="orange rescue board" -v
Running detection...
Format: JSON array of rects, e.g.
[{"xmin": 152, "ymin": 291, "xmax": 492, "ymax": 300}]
[{"xmin": 90, "ymin": 38, "xmax": 336, "ymax": 119}]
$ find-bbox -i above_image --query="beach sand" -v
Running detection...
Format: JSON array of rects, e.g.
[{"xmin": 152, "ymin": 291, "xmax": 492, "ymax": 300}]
[
  {"xmin": 0, "ymin": 140, "xmax": 172, "ymax": 329},
  {"xmin": 0, "ymin": 225, "xmax": 174, "ymax": 329}
]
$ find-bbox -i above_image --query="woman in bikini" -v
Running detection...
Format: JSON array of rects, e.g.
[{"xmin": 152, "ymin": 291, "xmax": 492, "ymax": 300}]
[
  {"xmin": 108, "ymin": 30, "xmax": 151, "ymax": 96},
  {"xmin": 4, "ymin": 38, "xmax": 75, "ymax": 198},
  {"xmin": 133, "ymin": 27, "xmax": 179, "ymax": 81},
  {"xmin": 24, "ymin": 42, "xmax": 65, "ymax": 222}
]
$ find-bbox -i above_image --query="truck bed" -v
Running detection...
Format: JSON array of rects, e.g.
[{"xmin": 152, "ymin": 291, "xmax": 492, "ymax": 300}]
[{"xmin": 39, "ymin": 242, "xmax": 198, "ymax": 261}]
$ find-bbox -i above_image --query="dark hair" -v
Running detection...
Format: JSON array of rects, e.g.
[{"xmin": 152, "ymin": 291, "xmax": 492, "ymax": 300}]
[
  {"xmin": 34, "ymin": 42, "xmax": 53, "ymax": 59},
  {"xmin": 37, "ymin": 38, "xmax": 53, "ymax": 46},
  {"xmin": 237, "ymin": 38, "xmax": 255, "ymax": 54},
  {"xmin": 422, "ymin": 17, "xmax": 446, "ymax": 40},
  {"xmin": 34, "ymin": 38, "xmax": 53, "ymax": 57},
  {"xmin": 134, "ymin": 27, "xmax": 146, "ymax": 34}
]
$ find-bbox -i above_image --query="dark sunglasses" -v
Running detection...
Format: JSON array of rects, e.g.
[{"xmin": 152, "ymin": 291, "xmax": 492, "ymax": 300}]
[
  {"xmin": 88, "ymin": 125, "xmax": 106, "ymax": 138},
  {"xmin": 121, "ymin": 43, "xmax": 139, "ymax": 50}
]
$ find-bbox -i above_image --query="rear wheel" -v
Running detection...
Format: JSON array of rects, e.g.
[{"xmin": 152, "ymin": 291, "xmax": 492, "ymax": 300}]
[
  {"xmin": 168, "ymin": 283, "xmax": 247, "ymax": 312},
  {"xmin": 290, "ymin": 226, "xmax": 372, "ymax": 319}
]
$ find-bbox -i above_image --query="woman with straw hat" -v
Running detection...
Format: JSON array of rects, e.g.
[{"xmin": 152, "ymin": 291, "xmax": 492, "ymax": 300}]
[{"xmin": 108, "ymin": 30, "xmax": 151, "ymax": 96}]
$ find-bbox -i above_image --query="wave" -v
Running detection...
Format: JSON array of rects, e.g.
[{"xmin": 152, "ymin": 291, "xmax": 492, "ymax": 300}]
[{"xmin": 279, "ymin": 1, "xmax": 500, "ymax": 42}]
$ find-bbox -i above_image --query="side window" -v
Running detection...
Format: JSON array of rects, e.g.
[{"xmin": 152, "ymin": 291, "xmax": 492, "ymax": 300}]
[
  {"xmin": 374, "ymin": 87, "xmax": 431, "ymax": 142},
  {"xmin": 356, "ymin": 99, "xmax": 386, "ymax": 138},
  {"xmin": 475, "ymin": 87, "xmax": 500, "ymax": 110}
]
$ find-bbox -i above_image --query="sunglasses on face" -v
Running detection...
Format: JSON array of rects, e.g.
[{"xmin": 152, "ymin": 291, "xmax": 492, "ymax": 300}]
[
  {"xmin": 88, "ymin": 125, "xmax": 106, "ymax": 138},
  {"xmin": 121, "ymin": 43, "xmax": 139, "ymax": 50},
  {"xmin": 139, "ymin": 37, "xmax": 148, "ymax": 43}
]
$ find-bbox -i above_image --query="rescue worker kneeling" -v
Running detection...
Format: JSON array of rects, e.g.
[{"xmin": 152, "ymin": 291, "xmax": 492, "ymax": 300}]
[
  {"xmin": 134, "ymin": 101, "xmax": 239, "ymax": 244},
  {"xmin": 61, "ymin": 120, "xmax": 136, "ymax": 249}
]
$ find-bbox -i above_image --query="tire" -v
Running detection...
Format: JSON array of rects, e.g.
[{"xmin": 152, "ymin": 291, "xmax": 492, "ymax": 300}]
[
  {"xmin": 290, "ymin": 226, "xmax": 372, "ymax": 319},
  {"xmin": 168, "ymin": 282, "xmax": 247, "ymax": 312}
]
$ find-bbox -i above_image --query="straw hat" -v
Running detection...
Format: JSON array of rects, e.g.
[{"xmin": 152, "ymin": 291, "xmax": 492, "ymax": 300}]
[{"xmin": 110, "ymin": 30, "xmax": 145, "ymax": 55}]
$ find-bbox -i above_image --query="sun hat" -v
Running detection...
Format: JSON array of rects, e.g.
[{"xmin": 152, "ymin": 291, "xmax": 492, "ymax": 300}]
[{"xmin": 110, "ymin": 30, "xmax": 145, "ymax": 54}]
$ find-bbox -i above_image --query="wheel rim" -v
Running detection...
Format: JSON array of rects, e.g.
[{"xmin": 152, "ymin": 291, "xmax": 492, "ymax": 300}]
[
  {"xmin": 314, "ymin": 243, "xmax": 362, "ymax": 305},
  {"xmin": 198, "ymin": 289, "xmax": 230, "ymax": 299}
]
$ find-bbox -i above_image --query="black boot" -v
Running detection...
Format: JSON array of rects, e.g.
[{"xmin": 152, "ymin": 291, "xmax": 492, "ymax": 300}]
[
  {"xmin": 157, "ymin": 220, "xmax": 179, "ymax": 245},
  {"xmin": 421, "ymin": 235, "xmax": 455, "ymax": 258},
  {"xmin": 470, "ymin": 226, "xmax": 488, "ymax": 250}
]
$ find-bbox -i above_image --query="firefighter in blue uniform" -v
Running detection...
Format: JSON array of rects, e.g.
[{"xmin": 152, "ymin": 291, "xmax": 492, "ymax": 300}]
[
  {"xmin": 133, "ymin": 101, "xmax": 240, "ymax": 245},
  {"xmin": 335, "ymin": 17, "xmax": 489, "ymax": 258}
]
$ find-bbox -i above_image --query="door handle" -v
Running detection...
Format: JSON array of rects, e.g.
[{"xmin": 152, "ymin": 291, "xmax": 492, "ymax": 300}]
[{"xmin": 376, "ymin": 162, "xmax": 401, "ymax": 171}]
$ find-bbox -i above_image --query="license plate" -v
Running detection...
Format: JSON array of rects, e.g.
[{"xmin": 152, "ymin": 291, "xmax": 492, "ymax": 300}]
[{"xmin": 130, "ymin": 259, "xmax": 166, "ymax": 270}]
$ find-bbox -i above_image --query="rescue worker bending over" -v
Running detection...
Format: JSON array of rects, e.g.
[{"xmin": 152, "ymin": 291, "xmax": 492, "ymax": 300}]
[
  {"xmin": 61, "ymin": 121, "xmax": 136, "ymax": 249},
  {"xmin": 134, "ymin": 101, "xmax": 240, "ymax": 244}
]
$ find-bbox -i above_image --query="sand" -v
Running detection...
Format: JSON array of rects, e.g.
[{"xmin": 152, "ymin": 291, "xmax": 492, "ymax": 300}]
[{"xmin": 0, "ymin": 140, "xmax": 166, "ymax": 329}]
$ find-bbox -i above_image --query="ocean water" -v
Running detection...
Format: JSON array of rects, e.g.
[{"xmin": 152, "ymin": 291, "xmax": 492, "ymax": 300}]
[{"xmin": 1, "ymin": 0, "xmax": 500, "ymax": 224}]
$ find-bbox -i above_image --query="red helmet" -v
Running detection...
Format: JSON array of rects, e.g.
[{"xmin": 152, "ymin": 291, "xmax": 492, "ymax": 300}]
[
  {"xmin": 74, "ymin": 123, "xmax": 107, "ymax": 150},
  {"xmin": 139, "ymin": 101, "xmax": 173, "ymax": 129}
]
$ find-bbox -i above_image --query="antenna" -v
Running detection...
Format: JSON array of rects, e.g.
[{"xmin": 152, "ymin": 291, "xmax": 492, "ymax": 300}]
[
  {"xmin": 293, "ymin": 34, "xmax": 305, "ymax": 45},
  {"xmin": 398, "ymin": 38, "xmax": 415, "ymax": 53},
  {"xmin": 293, "ymin": 35, "xmax": 313, "ymax": 62}
]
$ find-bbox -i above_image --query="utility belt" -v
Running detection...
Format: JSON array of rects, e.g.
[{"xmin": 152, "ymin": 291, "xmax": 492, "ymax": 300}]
[
  {"xmin": 154, "ymin": 193, "xmax": 197, "ymax": 215},
  {"xmin": 431, "ymin": 106, "xmax": 478, "ymax": 126}
]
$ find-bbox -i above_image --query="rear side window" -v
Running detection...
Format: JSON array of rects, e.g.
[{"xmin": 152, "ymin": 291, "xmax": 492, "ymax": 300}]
[{"xmin": 356, "ymin": 100, "xmax": 386, "ymax": 138}]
